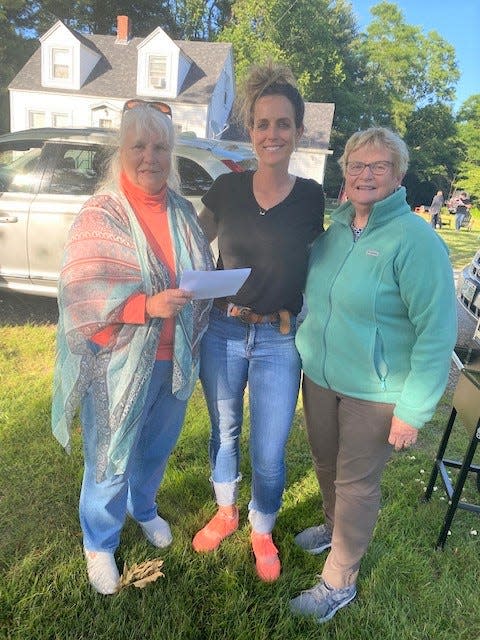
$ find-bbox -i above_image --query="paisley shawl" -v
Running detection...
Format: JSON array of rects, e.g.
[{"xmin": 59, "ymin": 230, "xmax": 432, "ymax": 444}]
[{"xmin": 52, "ymin": 186, "xmax": 213, "ymax": 480}]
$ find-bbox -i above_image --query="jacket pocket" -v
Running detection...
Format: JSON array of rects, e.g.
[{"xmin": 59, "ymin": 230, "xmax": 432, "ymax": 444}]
[{"xmin": 373, "ymin": 329, "xmax": 389, "ymax": 390}]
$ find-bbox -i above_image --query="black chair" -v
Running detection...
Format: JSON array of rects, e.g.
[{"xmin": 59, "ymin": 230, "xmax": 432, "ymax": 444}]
[{"xmin": 424, "ymin": 367, "xmax": 480, "ymax": 549}]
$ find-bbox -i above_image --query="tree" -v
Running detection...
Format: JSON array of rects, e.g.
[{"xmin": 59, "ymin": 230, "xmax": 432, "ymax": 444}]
[
  {"xmin": 0, "ymin": 2, "xmax": 36, "ymax": 133},
  {"xmin": 358, "ymin": 2, "xmax": 459, "ymax": 133},
  {"xmin": 11, "ymin": 0, "xmax": 175, "ymax": 37},
  {"xmin": 455, "ymin": 95, "xmax": 480, "ymax": 200},
  {"xmin": 170, "ymin": 0, "xmax": 233, "ymax": 40},
  {"xmin": 218, "ymin": 0, "xmax": 286, "ymax": 81},
  {"xmin": 403, "ymin": 103, "xmax": 461, "ymax": 205},
  {"xmin": 6, "ymin": 0, "xmax": 233, "ymax": 39}
]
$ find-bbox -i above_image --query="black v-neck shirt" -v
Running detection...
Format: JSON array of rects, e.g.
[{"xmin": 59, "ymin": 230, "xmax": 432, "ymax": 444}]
[{"xmin": 202, "ymin": 170, "xmax": 324, "ymax": 315}]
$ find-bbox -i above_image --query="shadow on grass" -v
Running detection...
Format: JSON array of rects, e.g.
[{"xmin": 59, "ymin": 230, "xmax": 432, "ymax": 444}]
[{"xmin": 0, "ymin": 291, "xmax": 58, "ymax": 326}]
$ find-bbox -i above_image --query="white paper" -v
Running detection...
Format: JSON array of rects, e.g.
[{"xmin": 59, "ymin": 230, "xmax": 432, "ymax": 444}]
[{"xmin": 179, "ymin": 268, "xmax": 251, "ymax": 300}]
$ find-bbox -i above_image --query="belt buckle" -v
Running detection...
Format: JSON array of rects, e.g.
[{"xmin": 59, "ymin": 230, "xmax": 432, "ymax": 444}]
[{"xmin": 228, "ymin": 303, "xmax": 252, "ymax": 323}]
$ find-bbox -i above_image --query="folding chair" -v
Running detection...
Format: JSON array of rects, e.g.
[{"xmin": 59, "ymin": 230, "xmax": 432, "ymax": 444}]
[{"xmin": 424, "ymin": 365, "xmax": 480, "ymax": 549}]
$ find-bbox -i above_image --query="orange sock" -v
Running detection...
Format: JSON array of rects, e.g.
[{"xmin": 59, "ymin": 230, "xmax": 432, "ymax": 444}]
[
  {"xmin": 251, "ymin": 531, "xmax": 281, "ymax": 582},
  {"xmin": 192, "ymin": 506, "xmax": 239, "ymax": 552}
]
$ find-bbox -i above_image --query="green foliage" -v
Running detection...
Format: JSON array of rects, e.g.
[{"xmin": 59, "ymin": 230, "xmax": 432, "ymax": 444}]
[
  {"xmin": 3, "ymin": 0, "xmax": 231, "ymax": 39},
  {"xmin": 218, "ymin": 0, "xmax": 286, "ymax": 80},
  {"xmin": 455, "ymin": 95, "xmax": 480, "ymax": 200},
  {"xmin": 0, "ymin": 2, "xmax": 36, "ymax": 133},
  {"xmin": 403, "ymin": 103, "xmax": 463, "ymax": 205},
  {"xmin": 358, "ymin": 2, "xmax": 458, "ymax": 133}
]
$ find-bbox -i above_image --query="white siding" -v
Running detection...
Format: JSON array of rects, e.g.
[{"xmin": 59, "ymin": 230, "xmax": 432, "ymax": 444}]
[
  {"xmin": 9, "ymin": 91, "xmax": 125, "ymax": 131},
  {"xmin": 288, "ymin": 148, "xmax": 332, "ymax": 185}
]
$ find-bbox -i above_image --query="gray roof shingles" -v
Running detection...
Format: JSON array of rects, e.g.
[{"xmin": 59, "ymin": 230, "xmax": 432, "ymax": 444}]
[{"xmin": 9, "ymin": 31, "xmax": 232, "ymax": 105}]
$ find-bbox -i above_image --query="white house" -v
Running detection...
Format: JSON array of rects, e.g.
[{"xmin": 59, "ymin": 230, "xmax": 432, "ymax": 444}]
[
  {"xmin": 9, "ymin": 16, "xmax": 236, "ymax": 138},
  {"xmin": 9, "ymin": 15, "xmax": 335, "ymax": 184}
]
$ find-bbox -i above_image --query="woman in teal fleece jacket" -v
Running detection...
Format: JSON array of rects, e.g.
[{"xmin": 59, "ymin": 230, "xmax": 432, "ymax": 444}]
[{"xmin": 289, "ymin": 127, "xmax": 457, "ymax": 623}]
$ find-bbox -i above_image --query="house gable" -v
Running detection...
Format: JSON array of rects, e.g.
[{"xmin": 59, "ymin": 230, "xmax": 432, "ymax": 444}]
[
  {"xmin": 39, "ymin": 20, "xmax": 101, "ymax": 91},
  {"xmin": 136, "ymin": 27, "xmax": 191, "ymax": 99}
]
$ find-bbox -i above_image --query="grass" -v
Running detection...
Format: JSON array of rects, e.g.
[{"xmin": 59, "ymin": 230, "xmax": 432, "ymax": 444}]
[{"xmin": 1, "ymin": 227, "xmax": 480, "ymax": 640}]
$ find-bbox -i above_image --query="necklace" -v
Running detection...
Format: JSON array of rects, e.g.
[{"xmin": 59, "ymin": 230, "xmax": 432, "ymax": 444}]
[
  {"xmin": 350, "ymin": 220, "xmax": 364, "ymax": 240},
  {"xmin": 253, "ymin": 172, "xmax": 295, "ymax": 217}
]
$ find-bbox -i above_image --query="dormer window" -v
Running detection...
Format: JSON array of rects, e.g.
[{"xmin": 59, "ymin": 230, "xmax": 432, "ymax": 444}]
[
  {"xmin": 52, "ymin": 48, "xmax": 71, "ymax": 80},
  {"xmin": 149, "ymin": 55, "xmax": 167, "ymax": 89}
]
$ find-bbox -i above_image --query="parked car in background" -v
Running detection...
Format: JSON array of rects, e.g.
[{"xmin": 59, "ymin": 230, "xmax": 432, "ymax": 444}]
[{"xmin": 0, "ymin": 127, "xmax": 255, "ymax": 297}]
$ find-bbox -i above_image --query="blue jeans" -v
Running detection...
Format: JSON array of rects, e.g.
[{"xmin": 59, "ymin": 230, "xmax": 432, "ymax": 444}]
[
  {"xmin": 200, "ymin": 306, "xmax": 301, "ymax": 533},
  {"xmin": 80, "ymin": 361, "xmax": 187, "ymax": 552},
  {"xmin": 455, "ymin": 212, "xmax": 466, "ymax": 230}
]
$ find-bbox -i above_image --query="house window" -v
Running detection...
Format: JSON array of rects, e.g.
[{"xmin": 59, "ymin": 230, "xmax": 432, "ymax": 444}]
[
  {"xmin": 29, "ymin": 111, "xmax": 46, "ymax": 128},
  {"xmin": 52, "ymin": 113, "xmax": 69, "ymax": 127},
  {"xmin": 52, "ymin": 48, "xmax": 71, "ymax": 80},
  {"xmin": 149, "ymin": 55, "xmax": 167, "ymax": 89},
  {"xmin": 99, "ymin": 118, "xmax": 113, "ymax": 128}
]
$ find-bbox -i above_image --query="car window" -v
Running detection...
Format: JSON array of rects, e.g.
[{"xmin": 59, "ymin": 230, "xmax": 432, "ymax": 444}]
[
  {"xmin": 177, "ymin": 156, "xmax": 213, "ymax": 196},
  {"xmin": 41, "ymin": 144, "xmax": 111, "ymax": 196},
  {"xmin": 0, "ymin": 143, "xmax": 44, "ymax": 193}
]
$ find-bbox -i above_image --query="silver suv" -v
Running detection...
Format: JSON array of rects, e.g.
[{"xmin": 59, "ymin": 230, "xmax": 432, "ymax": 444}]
[{"xmin": 0, "ymin": 127, "xmax": 255, "ymax": 297}]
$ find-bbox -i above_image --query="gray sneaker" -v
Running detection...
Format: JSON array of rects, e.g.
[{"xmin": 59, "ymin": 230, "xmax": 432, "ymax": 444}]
[
  {"xmin": 290, "ymin": 578, "xmax": 356, "ymax": 623},
  {"xmin": 294, "ymin": 524, "xmax": 332, "ymax": 554}
]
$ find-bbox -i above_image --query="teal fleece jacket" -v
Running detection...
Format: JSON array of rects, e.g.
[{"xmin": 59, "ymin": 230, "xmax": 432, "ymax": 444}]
[{"xmin": 296, "ymin": 187, "xmax": 457, "ymax": 429}]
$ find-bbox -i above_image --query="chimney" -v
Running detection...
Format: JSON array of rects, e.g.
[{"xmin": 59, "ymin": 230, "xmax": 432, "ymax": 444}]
[{"xmin": 116, "ymin": 15, "xmax": 132, "ymax": 44}]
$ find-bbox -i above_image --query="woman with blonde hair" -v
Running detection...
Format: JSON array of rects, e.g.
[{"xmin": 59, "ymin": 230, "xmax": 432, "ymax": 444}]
[
  {"xmin": 192, "ymin": 62, "xmax": 325, "ymax": 581},
  {"xmin": 290, "ymin": 126, "xmax": 456, "ymax": 622}
]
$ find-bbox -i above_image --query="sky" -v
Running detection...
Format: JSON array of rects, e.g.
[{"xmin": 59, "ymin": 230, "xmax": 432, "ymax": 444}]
[{"xmin": 349, "ymin": 0, "xmax": 480, "ymax": 112}]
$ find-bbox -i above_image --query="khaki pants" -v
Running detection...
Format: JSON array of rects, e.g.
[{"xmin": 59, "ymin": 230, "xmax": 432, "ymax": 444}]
[{"xmin": 302, "ymin": 376, "xmax": 394, "ymax": 588}]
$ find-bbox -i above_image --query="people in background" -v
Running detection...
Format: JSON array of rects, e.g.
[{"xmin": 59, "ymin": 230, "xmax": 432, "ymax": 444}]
[
  {"xmin": 290, "ymin": 127, "xmax": 457, "ymax": 623},
  {"xmin": 429, "ymin": 189, "xmax": 444, "ymax": 229},
  {"xmin": 192, "ymin": 61, "xmax": 324, "ymax": 582},
  {"xmin": 454, "ymin": 191, "xmax": 471, "ymax": 230},
  {"xmin": 52, "ymin": 99, "xmax": 213, "ymax": 595}
]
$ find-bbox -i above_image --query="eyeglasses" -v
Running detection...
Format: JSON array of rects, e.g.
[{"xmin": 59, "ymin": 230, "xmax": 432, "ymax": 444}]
[
  {"xmin": 346, "ymin": 161, "xmax": 393, "ymax": 176},
  {"xmin": 122, "ymin": 99, "xmax": 172, "ymax": 118}
]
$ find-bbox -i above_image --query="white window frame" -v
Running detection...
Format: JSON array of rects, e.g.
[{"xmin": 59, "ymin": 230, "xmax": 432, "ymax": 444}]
[
  {"xmin": 148, "ymin": 55, "xmax": 168, "ymax": 90},
  {"xmin": 28, "ymin": 111, "xmax": 46, "ymax": 128},
  {"xmin": 51, "ymin": 48, "xmax": 71, "ymax": 80},
  {"xmin": 52, "ymin": 113, "xmax": 69, "ymax": 127}
]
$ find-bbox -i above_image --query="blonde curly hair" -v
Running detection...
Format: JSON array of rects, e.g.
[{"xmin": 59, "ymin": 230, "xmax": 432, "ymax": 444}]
[{"xmin": 236, "ymin": 60, "xmax": 304, "ymax": 130}]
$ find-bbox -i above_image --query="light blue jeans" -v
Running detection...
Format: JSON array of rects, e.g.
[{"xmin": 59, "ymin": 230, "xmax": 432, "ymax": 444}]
[
  {"xmin": 80, "ymin": 361, "xmax": 187, "ymax": 552},
  {"xmin": 200, "ymin": 305, "xmax": 301, "ymax": 533},
  {"xmin": 455, "ymin": 212, "xmax": 466, "ymax": 230}
]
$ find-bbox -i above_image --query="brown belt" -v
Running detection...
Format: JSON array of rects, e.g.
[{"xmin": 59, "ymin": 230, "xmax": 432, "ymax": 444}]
[{"xmin": 214, "ymin": 300, "xmax": 292, "ymax": 335}]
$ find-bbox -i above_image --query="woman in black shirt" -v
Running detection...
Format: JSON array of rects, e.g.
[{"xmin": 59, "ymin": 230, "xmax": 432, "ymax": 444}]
[{"xmin": 192, "ymin": 61, "xmax": 324, "ymax": 581}]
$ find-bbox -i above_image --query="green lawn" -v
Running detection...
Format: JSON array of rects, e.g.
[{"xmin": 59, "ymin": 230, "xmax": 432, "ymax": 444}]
[{"xmin": 1, "ymin": 226, "xmax": 480, "ymax": 639}]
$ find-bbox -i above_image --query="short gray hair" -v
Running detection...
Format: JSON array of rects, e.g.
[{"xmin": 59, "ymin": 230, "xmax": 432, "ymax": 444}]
[
  {"xmin": 98, "ymin": 103, "xmax": 180, "ymax": 193},
  {"xmin": 339, "ymin": 127, "xmax": 409, "ymax": 178}
]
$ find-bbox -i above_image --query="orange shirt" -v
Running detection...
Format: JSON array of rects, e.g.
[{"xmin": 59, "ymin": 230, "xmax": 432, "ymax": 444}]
[{"xmin": 91, "ymin": 173, "xmax": 176, "ymax": 359}]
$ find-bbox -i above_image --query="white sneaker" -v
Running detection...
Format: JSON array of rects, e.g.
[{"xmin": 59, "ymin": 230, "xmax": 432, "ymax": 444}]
[
  {"xmin": 84, "ymin": 549, "xmax": 120, "ymax": 595},
  {"xmin": 140, "ymin": 515, "xmax": 173, "ymax": 548}
]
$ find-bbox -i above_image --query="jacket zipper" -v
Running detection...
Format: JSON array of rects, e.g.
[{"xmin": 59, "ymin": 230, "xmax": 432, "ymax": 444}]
[{"xmin": 322, "ymin": 233, "xmax": 356, "ymax": 386}]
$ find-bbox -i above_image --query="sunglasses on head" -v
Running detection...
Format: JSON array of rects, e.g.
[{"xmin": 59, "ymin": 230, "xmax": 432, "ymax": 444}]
[{"xmin": 122, "ymin": 99, "xmax": 172, "ymax": 118}]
